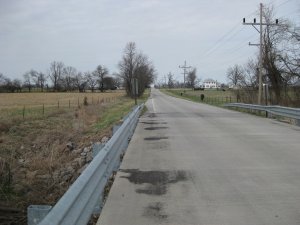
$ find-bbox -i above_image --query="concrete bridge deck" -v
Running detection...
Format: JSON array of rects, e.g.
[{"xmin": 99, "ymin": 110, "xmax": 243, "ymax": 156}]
[{"xmin": 97, "ymin": 89, "xmax": 300, "ymax": 225}]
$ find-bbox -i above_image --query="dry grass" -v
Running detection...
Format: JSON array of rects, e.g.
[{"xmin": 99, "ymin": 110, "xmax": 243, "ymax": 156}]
[
  {"xmin": 0, "ymin": 91, "xmax": 123, "ymax": 109},
  {"xmin": 0, "ymin": 90, "xmax": 143, "ymax": 224}
]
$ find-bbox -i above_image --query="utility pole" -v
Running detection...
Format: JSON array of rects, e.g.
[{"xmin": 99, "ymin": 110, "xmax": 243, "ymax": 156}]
[
  {"xmin": 131, "ymin": 78, "xmax": 138, "ymax": 105},
  {"xmin": 179, "ymin": 60, "xmax": 191, "ymax": 89},
  {"xmin": 243, "ymin": 3, "xmax": 278, "ymax": 105}
]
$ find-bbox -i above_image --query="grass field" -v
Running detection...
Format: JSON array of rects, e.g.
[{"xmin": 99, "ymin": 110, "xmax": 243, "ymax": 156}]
[
  {"xmin": 0, "ymin": 91, "xmax": 125, "ymax": 120},
  {"xmin": 162, "ymin": 88, "xmax": 237, "ymax": 106},
  {"xmin": 0, "ymin": 91, "xmax": 122, "ymax": 108},
  {"xmin": 0, "ymin": 90, "xmax": 149, "ymax": 223}
]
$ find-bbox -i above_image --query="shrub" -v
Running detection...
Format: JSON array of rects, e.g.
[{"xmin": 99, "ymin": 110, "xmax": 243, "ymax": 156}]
[
  {"xmin": 83, "ymin": 96, "xmax": 88, "ymax": 106},
  {"xmin": 200, "ymin": 94, "xmax": 205, "ymax": 101}
]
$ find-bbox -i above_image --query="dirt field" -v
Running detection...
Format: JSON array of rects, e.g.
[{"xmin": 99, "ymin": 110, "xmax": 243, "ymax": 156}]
[{"xmin": 0, "ymin": 90, "xmax": 140, "ymax": 224}]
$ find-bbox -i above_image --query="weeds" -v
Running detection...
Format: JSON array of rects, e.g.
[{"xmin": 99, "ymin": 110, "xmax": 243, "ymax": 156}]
[{"xmin": 0, "ymin": 90, "xmax": 150, "ymax": 224}]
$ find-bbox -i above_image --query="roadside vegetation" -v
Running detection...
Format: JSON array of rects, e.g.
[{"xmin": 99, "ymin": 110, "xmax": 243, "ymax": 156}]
[
  {"xmin": 0, "ymin": 90, "xmax": 149, "ymax": 224},
  {"xmin": 0, "ymin": 40, "xmax": 154, "ymax": 224},
  {"xmin": 225, "ymin": 5, "xmax": 300, "ymax": 106},
  {"xmin": 162, "ymin": 88, "xmax": 300, "ymax": 125},
  {"xmin": 162, "ymin": 88, "xmax": 236, "ymax": 107}
]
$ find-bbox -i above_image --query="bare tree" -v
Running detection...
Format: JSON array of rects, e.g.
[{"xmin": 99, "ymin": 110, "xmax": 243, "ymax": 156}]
[
  {"xmin": 85, "ymin": 72, "xmax": 97, "ymax": 92},
  {"xmin": 235, "ymin": 59, "xmax": 260, "ymax": 103},
  {"xmin": 49, "ymin": 61, "xmax": 64, "ymax": 91},
  {"xmin": 12, "ymin": 79, "xmax": 22, "ymax": 92},
  {"xmin": 260, "ymin": 5, "xmax": 300, "ymax": 103},
  {"xmin": 62, "ymin": 66, "xmax": 77, "ymax": 91},
  {"xmin": 23, "ymin": 70, "xmax": 38, "ymax": 92},
  {"xmin": 167, "ymin": 72, "xmax": 174, "ymax": 88},
  {"xmin": 275, "ymin": 27, "xmax": 300, "ymax": 83},
  {"xmin": 118, "ymin": 42, "xmax": 138, "ymax": 96},
  {"xmin": 242, "ymin": 59, "xmax": 259, "ymax": 88},
  {"xmin": 118, "ymin": 42, "xmax": 155, "ymax": 97},
  {"xmin": 112, "ymin": 74, "xmax": 123, "ymax": 88},
  {"xmin": 186, "ymin": 68, "xmax": 197, "ymax": 88},
  {"xmin": 226, "ymin": 64, "xmax": 244, "ymax": 87},
  {"xmin": 73, "ymin": 72, "xmax": 86, "ymax": 92},
  {"xmin": 0, "ymin": 73, "xmax": 5, "ymax": 90},
  {"xmin": 0, "ymin": 74, "xmax": 13, "ymax": 92},
  {"xmin": 133, "ymin": 53, "xmax": 155, "ymax": 95},
  {"xmin": 31, "ymin": 72, "xmax": 47, "ymax": 92},
  {"xmin": 93, "ymin": 65, "xmax": 108, "ymax": 92}
]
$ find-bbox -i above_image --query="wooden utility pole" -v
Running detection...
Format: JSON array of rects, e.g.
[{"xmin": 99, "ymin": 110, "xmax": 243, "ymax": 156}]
[
  {"xmin": 179, "ymin": 60, "xmax": 191, "ymax": 89},
  {"xmin": 243, "ymin": 3, "xmax": 278, "ymax": 104}
]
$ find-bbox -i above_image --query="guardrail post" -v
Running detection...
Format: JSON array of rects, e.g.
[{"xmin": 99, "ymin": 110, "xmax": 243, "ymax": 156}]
[{"xmin": 27, "ymin": 205, "xmax": 52, "ymax": 225}]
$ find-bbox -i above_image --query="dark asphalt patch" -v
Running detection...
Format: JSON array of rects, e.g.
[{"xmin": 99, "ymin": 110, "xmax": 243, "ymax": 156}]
[
  {"xmin": 140, "ymin": 121, "xmax": 168, "ymax": 125},
  {"xmin": 136, "ymin": 185, "xmax": 166, "ymax": 195},
  {"xmin": 144, "ymin": 137, "xmax": 169, "ymax": 141},
  {"xmin": 148, "ymin": 113, "xmax": 156, "ymax": 118},
  {"xmin": 120, "ymin": 169, "xmax": 188, "ymax": 195},
  {"xmin": 144, "ymin": 127, "xmax": 169, "ymax": 130},
  {"xmin": 143, "ymin": 202, "xmax": 168, "ymax": 221}
]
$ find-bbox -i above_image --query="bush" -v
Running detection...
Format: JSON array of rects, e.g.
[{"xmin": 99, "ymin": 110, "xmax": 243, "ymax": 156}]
[
  {"xmin": 83, "ymin": 96, "xmax": 88, "ymax": 106},
  {"xmin": 200, "ymin": 94, "xmax": 205, "ymax": 101}
]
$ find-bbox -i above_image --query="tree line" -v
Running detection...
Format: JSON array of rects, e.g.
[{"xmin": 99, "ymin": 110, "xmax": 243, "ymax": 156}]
[
  {"xmin": 0, "ymin": 42, "xmax": 155, "ymax": 97},
  {"xmin": 0, "ymin": 64, "xmax": 120, "ymax": 93},
  {"xmin": 165, "ymin": 68, "xmax": 199, "ymax": 89},
  {"xmin": 226, "ymin": 5, "xmax": 300, "ymax": 105}
]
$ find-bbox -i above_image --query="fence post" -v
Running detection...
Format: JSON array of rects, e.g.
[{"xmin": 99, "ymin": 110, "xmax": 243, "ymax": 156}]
[
  {"xmin": 42, "ymin": 104, "xmax": 44, "ymax": 115},
  {"xmin": 23, "ymin": 105, "xmax": 25, "ymax": 119},
  {"xmin": 78, "ymin": 97, "xmax": 80, "ymax": 108}
]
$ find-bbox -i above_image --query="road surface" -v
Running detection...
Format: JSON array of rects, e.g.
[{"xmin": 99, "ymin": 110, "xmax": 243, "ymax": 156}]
[{"xmin": 97, "ymin": 88, "xmax": 300, "ymax": 225}]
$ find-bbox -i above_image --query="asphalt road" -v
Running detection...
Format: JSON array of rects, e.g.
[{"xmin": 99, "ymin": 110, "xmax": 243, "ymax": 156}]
[{"xmin": 97, "ymin": 88, "xmax": 300, "ymax": 225}]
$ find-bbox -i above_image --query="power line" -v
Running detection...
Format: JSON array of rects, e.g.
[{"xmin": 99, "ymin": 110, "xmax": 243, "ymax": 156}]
[
  {"xmin": 201, "ymin": 23, "xmax": 241, "ymax": 56},
  {"xmin": 276, "ymin": 0, "xmax": 293, "ymax": 8},
  {"xmin": 204, "ymin": 26, "xmax": 246, "ymax": 58},
  {"xmin": 200, "ymin": 8, "xmax": 259, "ymax": 58},
  {"xmin": 200, "ymin": 9, "xmax": 260, "ymax": 59}
]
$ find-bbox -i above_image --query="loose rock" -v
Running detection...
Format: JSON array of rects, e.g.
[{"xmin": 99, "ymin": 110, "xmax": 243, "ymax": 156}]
[
  {"xmin": 66, "ymin": 142, "xmax": 75, "ymax": 150},
  {"xmin": 101, "ymin": 136, "xmax": 109, "ymax": 143}
]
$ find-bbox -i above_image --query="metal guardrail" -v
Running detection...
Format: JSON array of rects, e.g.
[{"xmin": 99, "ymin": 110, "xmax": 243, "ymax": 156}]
[
  {"xmin": 35, "ymin": 104, "xmax": 144, "ymax": 225},
  {"xmin": 224, "ymin": 103, "xmax": 300, "ymax": 120}
]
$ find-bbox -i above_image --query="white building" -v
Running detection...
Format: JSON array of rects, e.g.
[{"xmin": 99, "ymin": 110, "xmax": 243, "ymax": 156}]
[{"xmin": 203, "ymin": 79, "xmax": 220, "ymax": 89}]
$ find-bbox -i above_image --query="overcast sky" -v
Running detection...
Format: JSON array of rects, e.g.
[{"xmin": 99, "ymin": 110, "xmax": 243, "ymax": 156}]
[{"xmin": 0, "ymin": 0, "xmax": 299, "ymax": 84}]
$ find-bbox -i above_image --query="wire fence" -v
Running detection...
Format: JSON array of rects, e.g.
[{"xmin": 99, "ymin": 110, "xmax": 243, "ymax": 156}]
[
  {"xmin": 0, "ymin": 96, "xmax": 118, "ymax": 120},
  {"xmin": 200, "ymin": 95, "xmax": 235, "ymax": 106}
]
